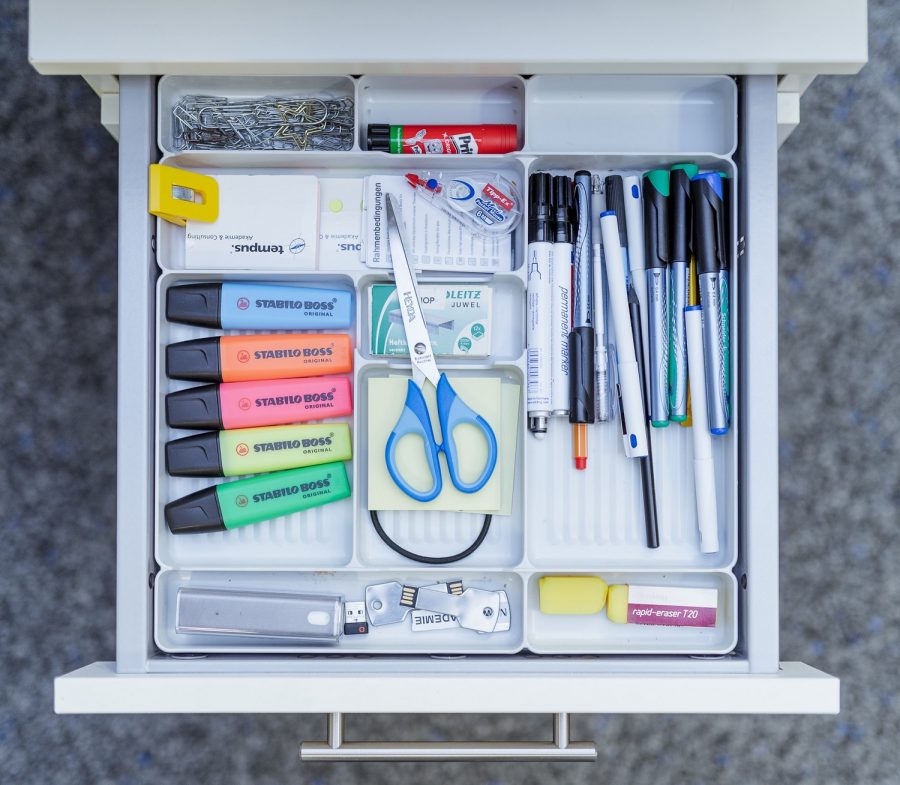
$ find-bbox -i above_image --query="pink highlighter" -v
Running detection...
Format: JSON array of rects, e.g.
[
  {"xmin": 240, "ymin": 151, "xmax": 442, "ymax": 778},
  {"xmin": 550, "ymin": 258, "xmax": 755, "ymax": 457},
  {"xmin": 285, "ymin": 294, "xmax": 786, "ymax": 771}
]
[{"xmin": 166, "ymin": 376, "xmax": 353, "ymax": 430}]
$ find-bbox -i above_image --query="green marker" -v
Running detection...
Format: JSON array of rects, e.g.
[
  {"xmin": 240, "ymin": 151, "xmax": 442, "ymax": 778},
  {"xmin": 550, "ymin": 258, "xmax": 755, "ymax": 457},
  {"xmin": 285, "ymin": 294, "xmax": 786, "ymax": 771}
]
[
  {"xmin": 166, "ymin": 423, "xmax": 352, "ymax": 478},
  {"xmin": 667, "ymin": 162, "xmax": 700, "ymax": 423},
  {"xmin": 165, "ymin": 462, "xmax": 350, "ymax": 534},
  {"xmin": 717, "ymin": 171, "xmax": 732, "ymax": 420}
]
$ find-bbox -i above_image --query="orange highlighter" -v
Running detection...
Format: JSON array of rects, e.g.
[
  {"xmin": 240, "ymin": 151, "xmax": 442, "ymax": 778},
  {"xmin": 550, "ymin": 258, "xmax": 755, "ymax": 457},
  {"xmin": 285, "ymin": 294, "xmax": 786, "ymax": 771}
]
[{"xmin": 166, "ymin": 333, "xmax": 352, "ymax": 382}]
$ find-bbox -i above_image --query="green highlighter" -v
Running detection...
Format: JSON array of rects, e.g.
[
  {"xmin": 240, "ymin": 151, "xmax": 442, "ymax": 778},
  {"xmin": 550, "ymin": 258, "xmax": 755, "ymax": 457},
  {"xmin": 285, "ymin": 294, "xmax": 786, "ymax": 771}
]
[
  {"xmin": 165, "ymin": 462, "xmax": 351, "ymax": 534},
  {"xmin": 166, "ymin": 423, "xmax": 352, "ymax": 478}
]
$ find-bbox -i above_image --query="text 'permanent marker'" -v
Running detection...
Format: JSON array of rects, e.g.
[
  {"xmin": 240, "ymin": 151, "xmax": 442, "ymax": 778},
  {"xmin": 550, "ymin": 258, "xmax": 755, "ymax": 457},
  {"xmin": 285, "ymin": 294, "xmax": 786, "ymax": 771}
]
[
  {"xmin": 166, "ymin": 422, "xmax": 353, "ymax": 478},
  {"xmin": 166, "ymin": 282, "xmax": 353, "ymax": 331},
  {"xmin": 165, "ymin": 376, "xmax": 354, "ymax": 430},
  {"xmin": 166, "ymin": 333, "xmax": 353, "ymax": 383},
  {"xmin": 551, "ymin": 174, "xmax": 573, "ymax": 418},
  {"xmin": 164, "ymin": 462, "xmax": 351, "ymax": 534}
]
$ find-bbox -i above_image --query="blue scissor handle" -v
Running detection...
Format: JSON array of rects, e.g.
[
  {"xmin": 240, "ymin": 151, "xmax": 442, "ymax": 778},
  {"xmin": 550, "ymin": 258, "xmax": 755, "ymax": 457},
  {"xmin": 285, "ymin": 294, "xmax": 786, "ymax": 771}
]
[
  {"xmin": 436, "ymin": 373, "xmax": 498, "ymax": 494},
  {"xmin": 385, "ymin": 379, "xmax": 443, "ymax": 503}
]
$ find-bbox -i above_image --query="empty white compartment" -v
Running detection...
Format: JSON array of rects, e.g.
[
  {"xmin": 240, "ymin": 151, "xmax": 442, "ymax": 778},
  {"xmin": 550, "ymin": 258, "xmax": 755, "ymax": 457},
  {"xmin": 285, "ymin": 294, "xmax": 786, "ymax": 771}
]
[{"xmin": 526, "ymin": 75, "xmax": 737, "ymax": 155}]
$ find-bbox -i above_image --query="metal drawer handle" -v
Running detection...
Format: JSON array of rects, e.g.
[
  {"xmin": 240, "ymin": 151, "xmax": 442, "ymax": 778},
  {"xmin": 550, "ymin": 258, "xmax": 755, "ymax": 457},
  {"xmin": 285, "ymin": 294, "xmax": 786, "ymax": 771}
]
[{"xmin": 300, "ymin": 712, "xmax": 597, "ymax": 762}]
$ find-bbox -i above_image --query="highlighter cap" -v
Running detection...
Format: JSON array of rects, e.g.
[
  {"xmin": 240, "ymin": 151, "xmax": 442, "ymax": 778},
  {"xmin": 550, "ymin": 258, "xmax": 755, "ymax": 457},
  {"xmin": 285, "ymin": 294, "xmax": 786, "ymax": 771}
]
[
  {"xmin": 167, "ymin": 337, "xmax": 222, "ymax": 382},
  {"xmin": 166, "ymin": 384, "xmax": 223, "ymax": 430},
  {"xmin": 166, "ymin": 431, "xmax": 223, "ymax": 477},
  {"xmin": 166, "ymin": 283, "xmax": 222, "ymax": 328},
  {"xmin": 165, "ymin": 486, "xmax": 226, "ymax": 534}
]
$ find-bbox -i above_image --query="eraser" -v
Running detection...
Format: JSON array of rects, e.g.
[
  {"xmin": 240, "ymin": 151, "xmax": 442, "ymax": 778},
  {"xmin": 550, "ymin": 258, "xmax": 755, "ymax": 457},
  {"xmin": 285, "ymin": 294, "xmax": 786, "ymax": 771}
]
[
  {"xmin": 538, "ymin": 576, "xmax": 608, "ymax": 615},
  {"xmin": 607, "ymin": 584, "xmax": 718, "ymax": 627}
]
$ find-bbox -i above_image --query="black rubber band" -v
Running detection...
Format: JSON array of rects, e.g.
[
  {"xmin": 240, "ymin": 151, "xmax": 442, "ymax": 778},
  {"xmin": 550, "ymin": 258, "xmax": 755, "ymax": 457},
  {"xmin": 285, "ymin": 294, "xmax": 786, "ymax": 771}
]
[{"xmin": 369, "ymin": 510, "xmax": 492, "ymax": 565}]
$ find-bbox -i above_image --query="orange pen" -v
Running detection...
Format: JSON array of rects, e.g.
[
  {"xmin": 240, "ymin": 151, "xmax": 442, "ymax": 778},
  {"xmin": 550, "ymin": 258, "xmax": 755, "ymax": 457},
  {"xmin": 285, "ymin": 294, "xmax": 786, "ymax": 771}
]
[
  {"xmin": 573, "ymin": 423, "xmax": 588, "ymax": 470},
  {"xmin": 166, "ymin": 333, "xmax": 352, "ymax": 382}
]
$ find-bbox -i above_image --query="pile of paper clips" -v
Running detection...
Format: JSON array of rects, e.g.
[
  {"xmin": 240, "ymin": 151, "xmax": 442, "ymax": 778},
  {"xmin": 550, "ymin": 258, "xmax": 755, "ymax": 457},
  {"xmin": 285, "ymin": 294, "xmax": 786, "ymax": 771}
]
[{"xmin": 171, "ymin": 94, "xmax": 355, "ymax": 151}]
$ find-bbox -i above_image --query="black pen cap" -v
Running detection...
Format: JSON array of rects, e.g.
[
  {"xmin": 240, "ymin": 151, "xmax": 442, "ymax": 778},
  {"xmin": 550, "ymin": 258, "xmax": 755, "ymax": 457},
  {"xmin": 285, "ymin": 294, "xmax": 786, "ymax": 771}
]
[
  {"xmin": 691, "ymin": 173, "xmax": 726, "ymax": 276},
  {"xmin": 166, "ymin": 431, "xmax": 223, "ymax": 477},
  {"xmin": 528, "ymin": 172, "xmax": 553, "ymax": 243},
  {"xmin": 717, "ymin": 172, "xmax": 732, "ymax": 270},
  {"xmin": 166, "ymin": 384, "xmax": 223, "ymax": 430},
  {"xmin": 669, "ymin": 164, "xmax": 698, "ymax": 263},
  {"xmin": 165, "ymin": 486, "xmax": 226, "ymax": 534},
  {"xmin": 552, "ymin": 175, "xmax": 573, "ymax": 243},
  {"xmin": 367, "ymin": 124, "xmax": 391, "ymax": 152},
  {"xmin": 642, "ymin": 171, "xmax": 670, "ymax": 269},
  {"xmin": 603, "ymin": 175, "xmax": 628, "ymax": 247},
  {"xmin": 166, "ymin": 337, "xmax": 222, "ymax": 382},
  {"xmin": 166, "ymin": 283, "xmax": 222, "ymax": 328}
]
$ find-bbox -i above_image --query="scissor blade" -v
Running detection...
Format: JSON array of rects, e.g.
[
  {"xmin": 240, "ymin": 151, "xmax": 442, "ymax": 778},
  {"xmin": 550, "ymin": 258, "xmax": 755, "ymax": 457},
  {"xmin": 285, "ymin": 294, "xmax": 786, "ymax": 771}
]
[{"xmin": 385, "ymin": 194, "xmax": 441, "ymax": 388}]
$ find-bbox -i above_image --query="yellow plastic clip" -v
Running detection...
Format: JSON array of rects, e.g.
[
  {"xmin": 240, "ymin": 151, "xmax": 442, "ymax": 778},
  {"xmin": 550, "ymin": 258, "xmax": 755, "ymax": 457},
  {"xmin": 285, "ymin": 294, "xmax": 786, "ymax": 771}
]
[{"xmin": 148, "ymin": 164, "xmax": 219, "ymax": 227}]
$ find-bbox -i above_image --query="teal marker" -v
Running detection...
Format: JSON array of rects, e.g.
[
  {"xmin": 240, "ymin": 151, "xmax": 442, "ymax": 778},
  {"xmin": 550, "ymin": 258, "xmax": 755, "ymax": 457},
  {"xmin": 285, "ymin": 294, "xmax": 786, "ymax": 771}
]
[
  {"xmin": 667, "ymin": 163, "xmax": 699, "ymax": 423},
  {"xmin": 717, "ymin": 171, "xmax": 732, "ymax": 420},
  {"xmin": 164, "ymin": 462, "xmax": 350, "ymax": 534}
]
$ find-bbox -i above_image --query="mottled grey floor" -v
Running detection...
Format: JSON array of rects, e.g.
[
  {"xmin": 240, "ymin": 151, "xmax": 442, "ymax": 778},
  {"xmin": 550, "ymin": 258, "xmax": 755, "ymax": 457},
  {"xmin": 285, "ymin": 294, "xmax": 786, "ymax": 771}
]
[{"xmin": 1, "ymin": 1, "xmax": 898, "ymax": 783}]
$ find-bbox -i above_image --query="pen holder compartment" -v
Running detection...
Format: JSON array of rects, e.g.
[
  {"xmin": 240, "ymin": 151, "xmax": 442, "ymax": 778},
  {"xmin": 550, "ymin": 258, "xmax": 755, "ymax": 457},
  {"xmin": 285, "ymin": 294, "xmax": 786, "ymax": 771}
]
[{"xmin": 523, "ymin": 155, "xmax": 739, "ymax": 571}]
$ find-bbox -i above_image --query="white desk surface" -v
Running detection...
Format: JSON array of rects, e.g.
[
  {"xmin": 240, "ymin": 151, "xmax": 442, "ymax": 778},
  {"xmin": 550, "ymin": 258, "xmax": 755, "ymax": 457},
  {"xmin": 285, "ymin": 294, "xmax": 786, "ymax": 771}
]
[{"xmin": 29, "ymin": 0, "xmax": 867, "ymax": 76}]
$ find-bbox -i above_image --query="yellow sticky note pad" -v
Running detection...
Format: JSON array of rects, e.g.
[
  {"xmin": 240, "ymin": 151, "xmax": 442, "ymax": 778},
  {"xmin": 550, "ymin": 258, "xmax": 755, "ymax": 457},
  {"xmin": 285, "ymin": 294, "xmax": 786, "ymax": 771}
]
[{"xmin": 368, "ymin": 375, "xmax": 518, "ymax": 513}]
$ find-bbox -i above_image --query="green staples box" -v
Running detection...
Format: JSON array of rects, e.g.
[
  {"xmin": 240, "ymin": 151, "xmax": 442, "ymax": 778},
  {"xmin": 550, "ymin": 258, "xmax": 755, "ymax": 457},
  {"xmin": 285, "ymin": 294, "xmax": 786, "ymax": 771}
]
[{"xmin": 369, "ymin": 284, "xmax": 492, "ymax": 357}]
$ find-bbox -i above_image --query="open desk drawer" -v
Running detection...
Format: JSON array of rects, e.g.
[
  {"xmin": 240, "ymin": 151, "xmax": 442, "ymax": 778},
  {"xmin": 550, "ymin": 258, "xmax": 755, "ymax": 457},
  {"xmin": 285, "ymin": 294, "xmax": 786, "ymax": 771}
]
[{"xmin": 54, "ymin": 74, "xmax": 838, "ymax": 759}]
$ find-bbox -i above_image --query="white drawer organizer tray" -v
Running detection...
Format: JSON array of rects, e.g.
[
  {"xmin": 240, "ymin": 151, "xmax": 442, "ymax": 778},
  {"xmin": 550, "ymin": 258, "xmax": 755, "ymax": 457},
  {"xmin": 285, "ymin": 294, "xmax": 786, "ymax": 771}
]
[
  {"xmin": 154, "ymin": 74, "xmax": 738, "ymax": 656},
  {"xmin": 53, "ymin": 75, "xmax": 839, "ymax": 739}
]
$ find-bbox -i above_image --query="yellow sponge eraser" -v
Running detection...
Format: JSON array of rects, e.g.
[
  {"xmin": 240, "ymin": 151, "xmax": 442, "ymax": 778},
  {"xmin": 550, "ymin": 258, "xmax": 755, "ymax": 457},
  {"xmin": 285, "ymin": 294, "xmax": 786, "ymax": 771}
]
[
  {"xmin": 539, "ymin": 576, "xmax": 608, "ymax": 615},
  {"xmin": 607, "ymin": 585, "xmax": 629, "ymax": 624}
]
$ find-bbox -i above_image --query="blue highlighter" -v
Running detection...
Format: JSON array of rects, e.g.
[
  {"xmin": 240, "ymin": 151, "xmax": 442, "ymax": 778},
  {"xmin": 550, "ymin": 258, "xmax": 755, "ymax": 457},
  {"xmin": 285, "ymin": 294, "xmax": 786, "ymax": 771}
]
[{"xmin": 166, "ymin": 282, "xmax": 353, "ymax": 330}]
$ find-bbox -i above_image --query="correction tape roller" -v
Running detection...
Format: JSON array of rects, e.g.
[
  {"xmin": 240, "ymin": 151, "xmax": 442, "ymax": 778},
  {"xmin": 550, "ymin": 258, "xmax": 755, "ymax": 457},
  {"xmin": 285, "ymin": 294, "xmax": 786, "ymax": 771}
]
[{"xmin": 404, "ymin": 172, "xmax": 522, "ymax": 237}]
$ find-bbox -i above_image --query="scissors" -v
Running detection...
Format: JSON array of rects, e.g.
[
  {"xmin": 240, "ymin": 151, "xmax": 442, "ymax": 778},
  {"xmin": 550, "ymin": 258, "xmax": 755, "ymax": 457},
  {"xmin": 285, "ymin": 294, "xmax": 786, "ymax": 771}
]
[{"xmin": 384, "ymin": 193, "xmax": 498, "ymax": 503}]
